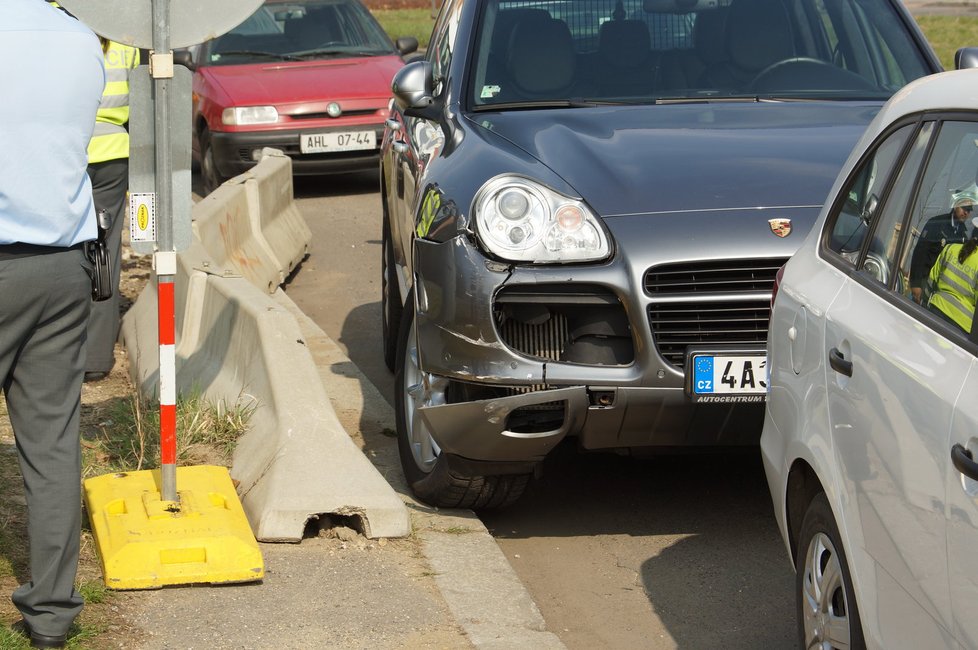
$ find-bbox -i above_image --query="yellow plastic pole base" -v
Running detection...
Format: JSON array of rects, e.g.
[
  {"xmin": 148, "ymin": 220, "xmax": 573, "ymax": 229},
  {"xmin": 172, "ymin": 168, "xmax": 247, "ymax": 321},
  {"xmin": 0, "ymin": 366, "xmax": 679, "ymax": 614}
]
[{"xmin": 84, "ymin": 465, "xmax": 264, "ymax": 590}]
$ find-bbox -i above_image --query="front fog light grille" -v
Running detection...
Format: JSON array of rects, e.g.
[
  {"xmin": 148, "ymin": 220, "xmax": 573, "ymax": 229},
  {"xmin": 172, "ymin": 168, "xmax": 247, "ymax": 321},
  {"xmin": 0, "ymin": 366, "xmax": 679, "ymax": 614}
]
[{"xmin": 497, "ymin": 312, "xmax": 569, "ymax": 361}]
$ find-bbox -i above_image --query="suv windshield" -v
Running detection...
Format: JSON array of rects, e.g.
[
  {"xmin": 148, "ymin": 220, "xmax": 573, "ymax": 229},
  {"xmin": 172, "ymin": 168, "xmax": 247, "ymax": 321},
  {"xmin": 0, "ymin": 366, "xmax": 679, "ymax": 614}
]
[
  {"xmin": 469, "ymin": 0, "xmax": 932, "ymax": 107},
  {"xmin": 203, "ymin": 0, "xmax": 395, "ymax": 66}
]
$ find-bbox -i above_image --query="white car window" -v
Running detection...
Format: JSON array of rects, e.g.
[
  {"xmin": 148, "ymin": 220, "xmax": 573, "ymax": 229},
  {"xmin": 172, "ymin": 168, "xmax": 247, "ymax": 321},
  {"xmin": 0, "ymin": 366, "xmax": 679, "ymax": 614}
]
[
  {"xmin": 826, "ymin": 124, "xmax": 913, "ymax": 263},
  {"xmin": 900, "ymin": 120, "xmax": 978, "ymax": 323},
  {"xmin": 861, "ymin": 122, "xmax": 933, "ymax": 289}
]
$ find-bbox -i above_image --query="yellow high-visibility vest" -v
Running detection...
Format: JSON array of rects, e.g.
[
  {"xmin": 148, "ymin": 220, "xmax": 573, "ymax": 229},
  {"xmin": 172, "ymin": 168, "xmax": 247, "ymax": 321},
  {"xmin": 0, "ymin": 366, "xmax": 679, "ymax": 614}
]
[
  {"xmin": 89, "ymin": 41, "xmax": 139, "ymax": 164},
  {"xmin": 928, "ymin": 242, "xmax": 978, "ymax": 332}
]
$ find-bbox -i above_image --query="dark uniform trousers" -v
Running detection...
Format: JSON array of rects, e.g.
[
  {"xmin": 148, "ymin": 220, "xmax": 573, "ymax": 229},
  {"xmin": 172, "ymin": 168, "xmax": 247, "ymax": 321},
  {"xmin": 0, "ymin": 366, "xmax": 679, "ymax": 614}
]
[
  {"xmin": 85, "ymin": 158, "xmax": 128, "ymax": 374},
  {"xmin": 0, "ymin": 247, "xmax": 91, "ymax": 636}
]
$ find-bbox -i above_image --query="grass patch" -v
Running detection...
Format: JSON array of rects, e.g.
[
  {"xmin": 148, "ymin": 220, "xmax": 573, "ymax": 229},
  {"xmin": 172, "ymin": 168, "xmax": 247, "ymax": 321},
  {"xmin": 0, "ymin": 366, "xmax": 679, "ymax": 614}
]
[
  {"xmin": 916, "ymin": 16, "xmax": 978, "ymax": 70},
  {"xmin": 82, "ymin": 392, "xmax": 255, "ymax": 475},
  {"xmin": 375, "ymin": 8, "xmax": 436, "ymax": 49},
  {"xmin": 432, "ymin": 525, "xmax": 476, "ymax": 535}
]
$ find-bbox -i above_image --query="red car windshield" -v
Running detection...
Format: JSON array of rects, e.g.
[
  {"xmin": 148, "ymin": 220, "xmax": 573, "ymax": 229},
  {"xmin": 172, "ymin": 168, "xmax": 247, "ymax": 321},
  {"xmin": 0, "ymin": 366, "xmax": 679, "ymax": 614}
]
[{"xmin": 203, "ymin": 0, "xmax": 395, "ymax": 66}]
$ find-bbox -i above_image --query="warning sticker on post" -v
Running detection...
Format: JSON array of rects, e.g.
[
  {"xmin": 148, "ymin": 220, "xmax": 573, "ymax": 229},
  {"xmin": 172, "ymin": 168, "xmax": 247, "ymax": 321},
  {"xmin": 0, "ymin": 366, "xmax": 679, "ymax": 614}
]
[{"xmin": 129, "ymin": 193, "xmax": 156, "ymax": 246}]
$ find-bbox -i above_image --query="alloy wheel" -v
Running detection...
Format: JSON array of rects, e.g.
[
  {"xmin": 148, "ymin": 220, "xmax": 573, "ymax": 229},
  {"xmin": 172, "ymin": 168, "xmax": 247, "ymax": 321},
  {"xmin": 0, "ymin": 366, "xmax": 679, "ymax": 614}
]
[
  {"xmin": 801, "ymin": 532, "xmax": 852, "ymax": 650},
  {"xmin": 401, "ymin": 319, "xmax": 447, "ymax": 473}
]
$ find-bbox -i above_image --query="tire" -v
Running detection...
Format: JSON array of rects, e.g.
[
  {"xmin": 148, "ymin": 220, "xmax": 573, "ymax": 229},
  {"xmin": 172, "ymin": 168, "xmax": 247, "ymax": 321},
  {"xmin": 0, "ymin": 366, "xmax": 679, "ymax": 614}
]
[
  {"xmin": 381, "ymin": 207, "xmax": 403, "ymax": 372},
  {"xmin": 199, "ymin": 127, "xmax": 226, "ymax": 195},
  {"xmin": 394, "ymin": 290, "xmax": 530, "ymax": 509},
  {"xmin": 796, "ymin": 493, "xmax": 866, "ymax": 650}
]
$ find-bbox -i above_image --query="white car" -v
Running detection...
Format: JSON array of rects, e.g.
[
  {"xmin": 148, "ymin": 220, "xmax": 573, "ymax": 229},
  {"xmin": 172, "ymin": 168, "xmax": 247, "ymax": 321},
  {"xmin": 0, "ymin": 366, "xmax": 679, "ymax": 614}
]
[{"xmin": 763, "ymin": 66, "xmax": 978, "ymax": 649}]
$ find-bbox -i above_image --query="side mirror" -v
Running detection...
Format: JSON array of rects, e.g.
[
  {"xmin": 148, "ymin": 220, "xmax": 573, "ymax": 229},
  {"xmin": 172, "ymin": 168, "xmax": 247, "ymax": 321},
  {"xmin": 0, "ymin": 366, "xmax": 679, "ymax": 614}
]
[
  {"xmin": 861, "ymin": 194, "xmax": 879, "ymax": 224},
  {"xmin": 173, "ymin": 48, "xmax": 195, "ymax": 71},
  {"xmin": 396, "ymin": 36, "xmax": 419, "ymax": 57},
  {"xmin": 392, "ymin": 60, "xmax": 438, "ymax": 119},
  {"xmin": 955, "ymin": 47, "xmax": 978, "ymax": 70}
]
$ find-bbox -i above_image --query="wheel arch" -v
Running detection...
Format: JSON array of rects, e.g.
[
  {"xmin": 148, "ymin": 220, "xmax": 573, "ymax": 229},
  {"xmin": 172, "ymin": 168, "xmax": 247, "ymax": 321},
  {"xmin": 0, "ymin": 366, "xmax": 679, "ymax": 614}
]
[
  {"xmin": 380, "ymin": 173, "xmax": 410, "ymax": 307},
  {"xmin": 785, "ymin": 458, "xmax": 826, "ymax": 565}
]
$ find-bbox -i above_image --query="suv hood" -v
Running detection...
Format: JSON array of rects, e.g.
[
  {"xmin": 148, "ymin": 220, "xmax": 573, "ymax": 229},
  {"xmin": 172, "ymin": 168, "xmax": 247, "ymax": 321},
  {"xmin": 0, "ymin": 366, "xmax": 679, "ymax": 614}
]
[
  {"xmin": 203, "ymin": 57, "xmax": 404, "ymax": 105},
  {"xmin": 471, "ymin": 102, "xmax": 881, "ymax": 216}
]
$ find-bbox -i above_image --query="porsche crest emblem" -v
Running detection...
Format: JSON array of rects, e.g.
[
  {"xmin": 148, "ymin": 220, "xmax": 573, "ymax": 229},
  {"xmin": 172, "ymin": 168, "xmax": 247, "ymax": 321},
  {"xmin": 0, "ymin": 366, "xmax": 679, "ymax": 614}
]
[{"xmin": 768, "ymin": 218, "xmax": 792, "ymax": 238}]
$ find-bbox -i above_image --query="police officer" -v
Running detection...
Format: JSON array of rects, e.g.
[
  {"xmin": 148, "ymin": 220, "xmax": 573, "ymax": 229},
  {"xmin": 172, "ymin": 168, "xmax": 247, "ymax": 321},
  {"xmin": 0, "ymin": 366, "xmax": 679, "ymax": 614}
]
[
  {"xmin": 910, "ymin": 187, "xmax": 976, "ymax": 304},
  {"xmin": 0, "ymin": 1, "xmax": 105, "ymax": 647},
  {"xmin": 84, "ymin": 36, "xmax": 140, "ymax": 382},
  {"xmin": 928, "ymin": 222, "xmax": 978, "ymax": 333}
]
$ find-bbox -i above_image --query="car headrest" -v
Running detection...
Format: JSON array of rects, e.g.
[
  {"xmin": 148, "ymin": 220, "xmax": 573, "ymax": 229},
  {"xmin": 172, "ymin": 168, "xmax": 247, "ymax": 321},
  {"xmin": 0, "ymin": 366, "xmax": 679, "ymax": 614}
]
[
  {"xmin": 725, "ymin": 0, "xmax": 793, "ymax": 73},
  {"xmin": 491, "ymin": 8, "xmax": 552, "ymax": 55},
  {"xmin": 286, "ymin": 8, "xmax": 341, "ymax": 48},
  {"xmin": 693, "ymin": 9, "xmax": 728, "ymax": 65},
  {"xmin": 508, "ymin": 16, "xmax": 576, "ymax": 95},
  {"xmin": 598, "ymin": 19, "xmax": 651, "ymax": 68}
]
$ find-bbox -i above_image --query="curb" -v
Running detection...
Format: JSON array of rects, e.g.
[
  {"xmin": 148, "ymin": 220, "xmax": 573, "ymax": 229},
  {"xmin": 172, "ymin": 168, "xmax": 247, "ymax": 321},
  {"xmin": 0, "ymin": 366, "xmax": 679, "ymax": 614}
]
[{"xmin": 276, "ymin": 291, "xmax": 567, "ymax": 649}]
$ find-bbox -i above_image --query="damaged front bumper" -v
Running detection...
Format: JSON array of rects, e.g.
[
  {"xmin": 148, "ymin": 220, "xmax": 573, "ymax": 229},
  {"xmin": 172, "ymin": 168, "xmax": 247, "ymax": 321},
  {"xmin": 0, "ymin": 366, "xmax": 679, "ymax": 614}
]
[{"xmin": 410, "ymin": 235, "xmax": 765, "ymax": 465}]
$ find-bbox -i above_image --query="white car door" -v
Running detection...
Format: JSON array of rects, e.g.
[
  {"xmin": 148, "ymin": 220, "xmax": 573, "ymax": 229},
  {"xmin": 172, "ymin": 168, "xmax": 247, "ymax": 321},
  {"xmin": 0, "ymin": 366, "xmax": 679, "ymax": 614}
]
[
  {"xmin": 822, "ymin": 119, "xmax": 959, "ymax": 647},
  {"xmin": 824, "ymin": 278, "xmax": 958, "ymax": 648},
  {"xmin": 947, "ymin": 361, "xmax": 978, "ymax": 648}
]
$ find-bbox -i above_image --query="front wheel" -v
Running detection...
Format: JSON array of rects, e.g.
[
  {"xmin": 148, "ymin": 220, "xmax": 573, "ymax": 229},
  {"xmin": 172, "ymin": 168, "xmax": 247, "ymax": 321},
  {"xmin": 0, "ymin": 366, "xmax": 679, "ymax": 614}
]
[
  {"xmin": 199, "ymin": 127, "xmax": 227, "ymax": 195},
  {"xmin": 796, "ymin": 493, "xmax": 865, "ymax": 650},
  {"xmin": 394, "ymin": 290, "xmax": 530, "ymax": 509}
]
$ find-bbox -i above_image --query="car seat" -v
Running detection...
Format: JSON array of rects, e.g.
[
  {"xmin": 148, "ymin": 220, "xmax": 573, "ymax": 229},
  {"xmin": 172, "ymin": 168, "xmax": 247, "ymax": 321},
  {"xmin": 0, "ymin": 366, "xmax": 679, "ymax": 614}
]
[
  {"xmin": 506, "ymin": 14, "xmax": 580, "ymax": 99},
  {"xmin": 286, "ymin": 7, "xmax": 343, "ymax": 50},
  {"xmin": 720, "ymin": 0, "xmax": 794, "ymax": 90},
  {"xmin": 596, "ymin": 19, "xmax": 655, "ymax": 96}
]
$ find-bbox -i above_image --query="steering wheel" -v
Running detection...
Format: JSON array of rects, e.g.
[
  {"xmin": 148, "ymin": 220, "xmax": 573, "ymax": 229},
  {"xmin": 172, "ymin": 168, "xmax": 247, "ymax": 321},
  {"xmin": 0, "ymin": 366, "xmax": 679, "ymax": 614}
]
[{"xmin": 750, "ymin": 57, "xmax": 876, "ymax": 92}]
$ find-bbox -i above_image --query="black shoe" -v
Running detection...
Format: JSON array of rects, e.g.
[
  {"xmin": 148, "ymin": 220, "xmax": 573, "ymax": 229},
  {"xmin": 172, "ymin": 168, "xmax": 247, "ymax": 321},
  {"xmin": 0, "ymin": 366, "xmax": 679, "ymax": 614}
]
[
  {"xmin": 11, "ymin": 619, "xmax": 67, "ymax": 649},
  {"xmin": 84, "ymin": 370, "xmax": 109, "ymax": 383}
]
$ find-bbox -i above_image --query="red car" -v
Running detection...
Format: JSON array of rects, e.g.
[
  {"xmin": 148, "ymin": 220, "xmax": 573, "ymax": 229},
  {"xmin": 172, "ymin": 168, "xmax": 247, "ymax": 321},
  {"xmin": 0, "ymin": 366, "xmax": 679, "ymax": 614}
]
[{"xmin": 189, "ymin": 0, "xmax": 417, "ymax": 193}]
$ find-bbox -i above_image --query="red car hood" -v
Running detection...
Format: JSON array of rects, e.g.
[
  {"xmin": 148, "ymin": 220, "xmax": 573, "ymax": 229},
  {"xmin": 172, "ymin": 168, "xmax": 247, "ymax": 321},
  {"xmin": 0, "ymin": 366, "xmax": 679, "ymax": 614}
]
[{"xmin": 202, "ymin": 56, "xmax": 403, "ymax": 107}]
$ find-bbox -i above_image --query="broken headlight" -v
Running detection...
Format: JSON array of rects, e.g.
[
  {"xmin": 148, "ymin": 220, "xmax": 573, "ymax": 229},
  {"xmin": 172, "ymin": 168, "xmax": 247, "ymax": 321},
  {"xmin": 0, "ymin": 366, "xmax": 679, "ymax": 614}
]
[{"xmin": 473, "ymin": 175, "xmax": 611, "ymax": 263}]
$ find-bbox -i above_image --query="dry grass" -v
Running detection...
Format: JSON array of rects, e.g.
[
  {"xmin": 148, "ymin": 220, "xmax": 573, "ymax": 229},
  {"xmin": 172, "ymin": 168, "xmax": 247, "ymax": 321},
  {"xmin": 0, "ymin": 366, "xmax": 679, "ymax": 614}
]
[{"xmin": 81, "ymin": 391, "xmax": 255, "ymax": 475}]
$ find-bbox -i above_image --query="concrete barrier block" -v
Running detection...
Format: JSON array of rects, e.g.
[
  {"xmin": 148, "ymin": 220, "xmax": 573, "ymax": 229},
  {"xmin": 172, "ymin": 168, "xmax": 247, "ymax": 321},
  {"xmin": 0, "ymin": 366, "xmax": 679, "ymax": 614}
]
[
  {"xmin": 121, "ymin": 236, "xmax": 409, "ymax": 542},
  {"xmin": 192, "ymin": 181, "xmax": 283, "ymax": 294},
  {"xmin": 250, "ymin": 149, "xmax": 312, "ymax": 278}
]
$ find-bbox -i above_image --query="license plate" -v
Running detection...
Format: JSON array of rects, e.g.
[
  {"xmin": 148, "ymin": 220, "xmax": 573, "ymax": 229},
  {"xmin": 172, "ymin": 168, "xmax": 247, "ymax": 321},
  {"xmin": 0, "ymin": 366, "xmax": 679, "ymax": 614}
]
[
  {"xmin": 300, "ymin": 130, "xmax": 375, "ymax": 154},
  {"xmin": 686, "ymin": 352, "xmax": 767, "ymax": 403}
]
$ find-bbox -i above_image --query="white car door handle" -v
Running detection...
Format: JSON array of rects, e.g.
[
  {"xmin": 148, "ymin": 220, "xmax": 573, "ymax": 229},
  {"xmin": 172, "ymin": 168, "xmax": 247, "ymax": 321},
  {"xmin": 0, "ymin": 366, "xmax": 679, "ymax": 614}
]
[
  {"xmin": 829, "ymin": 347, "xmax": 852, "ymax": 377},
  {"xmin": 952, "ymin": 444, "xmax": 978, "ymax": 481}
]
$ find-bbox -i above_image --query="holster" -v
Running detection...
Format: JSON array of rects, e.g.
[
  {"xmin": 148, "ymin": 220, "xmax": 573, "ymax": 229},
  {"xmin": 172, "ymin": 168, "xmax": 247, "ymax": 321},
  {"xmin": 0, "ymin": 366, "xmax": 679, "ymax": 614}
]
[{"xmin": 85, "ymin": 209, "xmax": 113, "ymax": 302}]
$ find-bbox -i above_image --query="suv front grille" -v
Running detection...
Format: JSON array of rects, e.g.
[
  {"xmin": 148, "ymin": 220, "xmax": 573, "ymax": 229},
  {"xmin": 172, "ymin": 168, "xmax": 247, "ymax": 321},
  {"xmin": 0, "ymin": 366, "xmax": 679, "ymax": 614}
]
[
  {"xmin": 645, "ymin": 259, "xmax": 787, "ymax": 369},
  {"xmin": 645, "ymin": 258, "xmax": 786, "ymax": 295}
]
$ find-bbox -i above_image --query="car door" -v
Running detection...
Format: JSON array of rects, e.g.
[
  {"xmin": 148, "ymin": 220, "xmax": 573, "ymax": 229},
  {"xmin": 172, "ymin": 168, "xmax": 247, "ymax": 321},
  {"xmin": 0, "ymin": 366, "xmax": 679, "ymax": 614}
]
[
  {"xmin": 823, "ymin": 118, "xmax": 958, "ymax": 647},
  {"xmin": 947, "ymin": 360, "xmax": 978, "ymax": 648},
  {"xmin": 886, "ymin": 117, "xmax": 978, "ymax": 648}
]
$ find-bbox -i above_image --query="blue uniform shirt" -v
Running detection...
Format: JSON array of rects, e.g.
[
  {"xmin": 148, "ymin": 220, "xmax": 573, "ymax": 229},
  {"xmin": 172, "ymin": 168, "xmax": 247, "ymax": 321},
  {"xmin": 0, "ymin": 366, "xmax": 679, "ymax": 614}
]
[{"xmin": 0, "ymin": 0, "xmax": 105, "ymax": 247}]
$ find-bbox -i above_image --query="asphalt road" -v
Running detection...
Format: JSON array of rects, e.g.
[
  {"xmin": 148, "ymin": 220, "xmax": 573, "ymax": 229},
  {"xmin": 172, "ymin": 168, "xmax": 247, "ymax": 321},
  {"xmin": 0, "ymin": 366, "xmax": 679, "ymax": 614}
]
[{"xmin": 284, "ymin": 172, "xmax": 796, "ymax": 649}]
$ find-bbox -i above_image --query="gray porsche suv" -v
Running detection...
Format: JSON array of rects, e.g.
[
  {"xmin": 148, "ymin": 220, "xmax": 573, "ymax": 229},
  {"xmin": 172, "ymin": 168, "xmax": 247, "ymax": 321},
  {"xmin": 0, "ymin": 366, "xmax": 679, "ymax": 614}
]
[{"xmin": 380, "ymin": 0, "xmax": 941, "ymax": 508}]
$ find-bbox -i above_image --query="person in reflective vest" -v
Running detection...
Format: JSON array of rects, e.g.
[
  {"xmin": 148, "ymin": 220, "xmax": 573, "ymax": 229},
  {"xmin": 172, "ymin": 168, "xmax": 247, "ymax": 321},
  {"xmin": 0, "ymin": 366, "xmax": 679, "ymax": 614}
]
[
  {"xmin": 927, "ymin": 220, "xmax": 978, "ymax": 333},
  {"xmin": 84, "ymin": 36, "xmax": 139, "ymax": 382},
  {"xmin": 909, "ymin": 186, "xmax": 975, "ymax": 304}
]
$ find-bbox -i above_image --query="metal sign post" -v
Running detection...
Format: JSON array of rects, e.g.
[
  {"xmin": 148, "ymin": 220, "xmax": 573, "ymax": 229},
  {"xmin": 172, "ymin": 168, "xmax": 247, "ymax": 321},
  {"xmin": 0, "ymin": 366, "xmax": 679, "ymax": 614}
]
[
  {"xmin": 150, "ymin": 0, "xmax": 179, "ymax": 505},
  {"xmin": 60, "ymin": 0, "xmax": 265, "ymax": 589}
]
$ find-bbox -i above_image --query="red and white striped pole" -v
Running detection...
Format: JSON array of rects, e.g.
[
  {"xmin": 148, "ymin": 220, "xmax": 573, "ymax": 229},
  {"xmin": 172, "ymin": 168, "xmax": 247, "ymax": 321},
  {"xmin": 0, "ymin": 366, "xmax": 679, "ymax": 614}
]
[{"xmin": 155, "ymin": 251, "xmax": 178, "ymax": 504}]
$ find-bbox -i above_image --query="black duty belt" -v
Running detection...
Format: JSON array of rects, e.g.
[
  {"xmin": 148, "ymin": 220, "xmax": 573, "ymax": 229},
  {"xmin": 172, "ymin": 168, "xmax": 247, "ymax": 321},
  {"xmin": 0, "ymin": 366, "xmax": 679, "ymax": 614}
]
[{"xmin": 0, "ymin": 242, "xmax": 85, "ymax": 261}]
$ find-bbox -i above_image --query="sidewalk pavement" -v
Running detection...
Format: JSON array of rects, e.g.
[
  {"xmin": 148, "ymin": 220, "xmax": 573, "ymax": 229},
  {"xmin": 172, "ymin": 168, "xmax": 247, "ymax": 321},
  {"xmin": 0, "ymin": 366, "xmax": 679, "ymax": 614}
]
[{"xmin": 114, "ymin": 297, "xmax": 565, "ymax": 650}]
